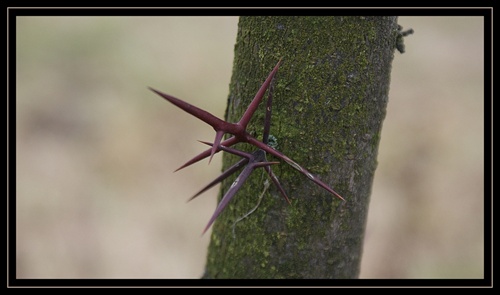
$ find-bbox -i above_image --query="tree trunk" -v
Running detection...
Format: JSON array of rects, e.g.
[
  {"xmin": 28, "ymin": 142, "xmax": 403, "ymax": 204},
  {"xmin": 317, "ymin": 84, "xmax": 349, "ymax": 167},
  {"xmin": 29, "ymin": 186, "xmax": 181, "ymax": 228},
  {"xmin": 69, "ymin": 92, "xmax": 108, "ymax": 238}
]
[{"xmin": 203, "ymin": 16, "xmax": 399, "ymax": 279}]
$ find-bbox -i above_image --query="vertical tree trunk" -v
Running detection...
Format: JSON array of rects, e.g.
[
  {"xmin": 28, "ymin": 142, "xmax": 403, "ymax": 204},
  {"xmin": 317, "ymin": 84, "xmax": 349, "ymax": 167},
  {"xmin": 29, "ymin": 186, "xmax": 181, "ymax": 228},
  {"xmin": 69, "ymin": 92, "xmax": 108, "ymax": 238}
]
[{"xmin": 203, "ymin": 16, "xmax": 399, "ymax": 279}]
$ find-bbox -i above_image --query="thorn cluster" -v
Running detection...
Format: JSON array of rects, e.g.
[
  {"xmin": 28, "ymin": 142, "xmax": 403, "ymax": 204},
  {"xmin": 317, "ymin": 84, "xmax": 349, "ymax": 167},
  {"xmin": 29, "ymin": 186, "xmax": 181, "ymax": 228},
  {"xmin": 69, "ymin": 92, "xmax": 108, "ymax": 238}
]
[{"xmin": 150, "ymin": 59, "xmax": 344, "ymax": 234}]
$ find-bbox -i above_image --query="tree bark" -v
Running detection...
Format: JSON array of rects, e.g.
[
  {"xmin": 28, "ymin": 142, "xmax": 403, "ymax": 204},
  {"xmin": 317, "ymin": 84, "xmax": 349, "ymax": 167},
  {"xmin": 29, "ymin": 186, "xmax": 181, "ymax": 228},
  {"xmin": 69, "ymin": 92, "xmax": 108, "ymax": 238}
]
[{"xmin": 203, "ymin": 16, "xmax": 399, "ymax": 279}]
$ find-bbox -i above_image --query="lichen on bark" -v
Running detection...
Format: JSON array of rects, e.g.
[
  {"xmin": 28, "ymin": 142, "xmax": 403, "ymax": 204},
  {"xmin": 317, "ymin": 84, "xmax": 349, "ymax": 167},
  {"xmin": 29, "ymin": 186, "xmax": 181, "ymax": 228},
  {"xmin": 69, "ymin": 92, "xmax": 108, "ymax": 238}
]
[{"xmin": 203, "ymin": 16, "xmax": 399, "ymax": 279}]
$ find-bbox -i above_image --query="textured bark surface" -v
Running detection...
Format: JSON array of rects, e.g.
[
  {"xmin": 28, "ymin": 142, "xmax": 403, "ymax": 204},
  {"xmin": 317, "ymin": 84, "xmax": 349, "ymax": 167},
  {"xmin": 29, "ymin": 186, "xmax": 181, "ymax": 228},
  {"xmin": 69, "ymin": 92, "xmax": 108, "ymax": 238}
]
[{"xmin": 203, "ymin": 16, "xmax": 399, "ymax": 279}]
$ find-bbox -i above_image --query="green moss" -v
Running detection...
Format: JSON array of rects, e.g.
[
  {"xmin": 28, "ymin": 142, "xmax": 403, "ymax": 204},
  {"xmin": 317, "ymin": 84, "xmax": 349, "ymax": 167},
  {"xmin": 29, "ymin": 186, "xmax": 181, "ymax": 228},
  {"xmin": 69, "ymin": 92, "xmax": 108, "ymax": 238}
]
[{"xmin": 204, "ymin": 16, "xmax": 397, "ymax": 279}]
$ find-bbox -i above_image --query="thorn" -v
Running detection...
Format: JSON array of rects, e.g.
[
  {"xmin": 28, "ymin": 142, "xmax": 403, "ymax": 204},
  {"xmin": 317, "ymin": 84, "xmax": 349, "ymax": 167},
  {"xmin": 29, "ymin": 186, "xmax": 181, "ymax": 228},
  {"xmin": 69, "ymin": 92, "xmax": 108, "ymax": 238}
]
[{"xmin": 209, "ymin": 131, "xmax": 225, "ymax": 164}]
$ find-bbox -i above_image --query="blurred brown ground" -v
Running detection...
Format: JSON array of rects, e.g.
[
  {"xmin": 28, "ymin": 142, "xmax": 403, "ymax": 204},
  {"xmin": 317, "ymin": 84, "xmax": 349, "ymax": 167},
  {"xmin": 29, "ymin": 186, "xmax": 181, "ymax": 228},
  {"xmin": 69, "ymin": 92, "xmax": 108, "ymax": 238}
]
[{"xmin": 15, "ymin": 16, "xmax": 484, "ymax": 278}]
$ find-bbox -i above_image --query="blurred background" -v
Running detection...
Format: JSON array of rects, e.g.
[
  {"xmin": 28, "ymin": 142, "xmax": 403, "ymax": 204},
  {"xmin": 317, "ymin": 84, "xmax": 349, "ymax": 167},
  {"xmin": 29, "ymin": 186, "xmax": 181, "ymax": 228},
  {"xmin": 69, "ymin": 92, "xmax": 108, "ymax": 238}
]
[{"xmin": 15, "ymin": 16, "xmax": 484, "ymax": 279}]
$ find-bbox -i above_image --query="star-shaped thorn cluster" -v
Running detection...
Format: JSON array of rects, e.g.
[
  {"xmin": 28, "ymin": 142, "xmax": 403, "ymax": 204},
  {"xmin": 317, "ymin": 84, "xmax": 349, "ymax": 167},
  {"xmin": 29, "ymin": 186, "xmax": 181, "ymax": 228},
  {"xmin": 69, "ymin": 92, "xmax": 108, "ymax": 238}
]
[{"xmin": 149, "ymin": 59, "xmax": 344, "ymax": 234}]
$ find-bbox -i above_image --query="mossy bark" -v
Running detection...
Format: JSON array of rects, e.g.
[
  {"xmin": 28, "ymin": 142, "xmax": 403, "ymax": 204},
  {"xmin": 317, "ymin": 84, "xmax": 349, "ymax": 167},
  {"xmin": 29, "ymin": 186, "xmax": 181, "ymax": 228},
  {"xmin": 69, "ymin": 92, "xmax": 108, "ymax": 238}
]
[{"xmin": 203, "ymin": 16, "xmax": 399, "ymax": 279}]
